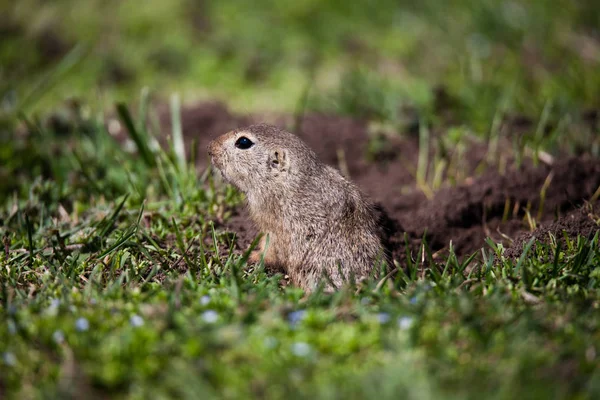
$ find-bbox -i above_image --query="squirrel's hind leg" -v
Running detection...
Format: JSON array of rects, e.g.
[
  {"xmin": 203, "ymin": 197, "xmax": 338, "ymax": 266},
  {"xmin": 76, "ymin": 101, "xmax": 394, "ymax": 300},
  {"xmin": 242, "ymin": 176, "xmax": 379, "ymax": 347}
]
[{"xmin": 248, "ymin": 233, "xmax": 278, "ymax": 266}]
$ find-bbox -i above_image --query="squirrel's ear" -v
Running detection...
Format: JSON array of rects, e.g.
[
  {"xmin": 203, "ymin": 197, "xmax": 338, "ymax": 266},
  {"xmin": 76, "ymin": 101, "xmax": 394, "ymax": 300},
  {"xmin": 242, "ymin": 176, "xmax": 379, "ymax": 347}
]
[{"xmin": 269, "ymin": 149, "xmax": 288, "ymax": 171}]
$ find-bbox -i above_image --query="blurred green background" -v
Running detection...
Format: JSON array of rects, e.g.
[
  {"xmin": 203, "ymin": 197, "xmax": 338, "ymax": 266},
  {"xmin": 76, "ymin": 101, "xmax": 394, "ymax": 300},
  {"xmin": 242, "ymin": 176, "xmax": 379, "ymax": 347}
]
[{"xmin": 2, "ymin": 0, "xmax": 599, "ymax": 122}]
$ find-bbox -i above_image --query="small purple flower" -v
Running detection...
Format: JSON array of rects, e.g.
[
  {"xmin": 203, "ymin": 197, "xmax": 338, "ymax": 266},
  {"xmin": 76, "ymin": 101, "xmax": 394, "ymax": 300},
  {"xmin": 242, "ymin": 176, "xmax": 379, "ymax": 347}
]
[
  {"xmin": 201, "ymin": 310, "xmax": 218, "ymax": 324},
  {"xmin": 288, "ymin": 310, "xmax": 306, "ymax": 326},
  {"xmin": 398, "ymin": 316, "xmax": 414, "ymax": 330},
  {"xmin": 409, "ymin": 296, "xmax": 418, "ymax": 305},
  {"xmin": 53, "ymin": 330, "xmax": 65, "ymax": 344},
  {"xmin": 75, "ymin": 317, "xmax": 89, "ymax": 332},
  {"xmin": 377, "ymin": 312, "xmax": 391, "ymax": 324},
  {"xmin": 200, "ymin": 295, "xmax": 211, "ymax": 306},
  {"xmin": 7, "ymin": 319, "xmax": 16, "ymax": 335},
  {"xmin": 130, "ymin": 314, "xmax": 144, "ymax": 327},
  {"xmin": 47, "ymin": 299, "xmax": 60, "ymax": 316},
  {"xmin": 291, "ymin": 342, "xmax": 311, "ymax": 357},
  {"xmin": 2, "ymin": 352, "xmax": 16, "ymax": 366}
]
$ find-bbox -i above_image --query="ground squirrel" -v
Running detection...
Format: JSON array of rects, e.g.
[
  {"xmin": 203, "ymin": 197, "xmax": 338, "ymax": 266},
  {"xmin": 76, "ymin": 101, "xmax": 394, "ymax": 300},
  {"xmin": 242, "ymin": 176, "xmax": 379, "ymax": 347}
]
[{"xmin": 208, "ymin": 123, "xmax": 388, "ymax": 291}]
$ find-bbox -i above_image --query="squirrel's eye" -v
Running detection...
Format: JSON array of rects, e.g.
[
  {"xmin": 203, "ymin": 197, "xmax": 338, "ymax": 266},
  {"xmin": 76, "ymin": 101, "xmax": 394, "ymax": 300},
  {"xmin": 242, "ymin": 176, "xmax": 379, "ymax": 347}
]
[{"xmin": 235, "ymin": 136, "xmax": 254, "ymax": 150}]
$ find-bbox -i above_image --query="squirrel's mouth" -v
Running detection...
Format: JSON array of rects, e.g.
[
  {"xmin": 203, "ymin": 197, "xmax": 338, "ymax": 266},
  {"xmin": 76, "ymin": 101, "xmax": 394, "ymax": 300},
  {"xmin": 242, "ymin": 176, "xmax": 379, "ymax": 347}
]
[
  {"xmin": 208, "ymin": 150, "xmax": 236, "ymax": 188},
  {"xmin": 209, "ymin": 154, "xmax": 224, "ymax": 171},
  {"xmin": 210, "ymin": 158, "xmax": 223, "ymax": 175},
  {"xmin": 209, "ymin": 161, "xmax": 230, "ymax": 184}
]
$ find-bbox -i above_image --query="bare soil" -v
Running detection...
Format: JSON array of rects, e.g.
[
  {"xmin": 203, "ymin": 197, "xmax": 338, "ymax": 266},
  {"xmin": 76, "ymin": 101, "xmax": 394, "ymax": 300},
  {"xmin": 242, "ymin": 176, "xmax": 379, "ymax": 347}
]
[
  {"xmin": 504, "ymin": 201, "xmax": 600, "ymax": 260},
  {"xmin": 159, "ymin": 101, "xmax": 600, "ymax": 263}
]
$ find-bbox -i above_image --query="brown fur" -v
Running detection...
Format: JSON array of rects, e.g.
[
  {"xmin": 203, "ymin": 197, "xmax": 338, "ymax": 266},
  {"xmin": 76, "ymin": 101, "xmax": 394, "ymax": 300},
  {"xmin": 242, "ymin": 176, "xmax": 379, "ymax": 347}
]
[{"xmin": 208, "ymin": 123, "xmax": 388, "ymax": 291}]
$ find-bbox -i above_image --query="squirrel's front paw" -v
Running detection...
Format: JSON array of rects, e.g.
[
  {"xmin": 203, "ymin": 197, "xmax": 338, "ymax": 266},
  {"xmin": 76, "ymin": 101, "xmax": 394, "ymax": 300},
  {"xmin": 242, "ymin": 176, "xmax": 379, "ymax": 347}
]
[{"xmin": 248, "ymin": 250, "xmax": 263, "ymax": 264}]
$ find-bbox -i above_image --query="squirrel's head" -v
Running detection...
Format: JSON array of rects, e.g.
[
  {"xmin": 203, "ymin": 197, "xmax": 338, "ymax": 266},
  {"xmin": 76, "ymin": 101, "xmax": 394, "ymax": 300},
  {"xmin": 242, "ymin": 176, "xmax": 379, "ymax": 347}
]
[{"xmin": 207, "ymin": 124, "xmax": 319, "ymax": 195}]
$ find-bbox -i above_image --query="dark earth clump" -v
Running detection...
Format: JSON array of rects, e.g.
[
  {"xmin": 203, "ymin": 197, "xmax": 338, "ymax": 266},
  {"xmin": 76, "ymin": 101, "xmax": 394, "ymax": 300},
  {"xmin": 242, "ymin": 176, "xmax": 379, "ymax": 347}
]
[
  {"xmin": 397, "ymin": 156, "xmax": 600, "ymax": 259},
  {"xmin": 504, "ymin": 202, "xmax": 600, "ymax": 260},
  {"xmin": 152, "ymin": 102, "xmax": 600, "ymax": 264}
]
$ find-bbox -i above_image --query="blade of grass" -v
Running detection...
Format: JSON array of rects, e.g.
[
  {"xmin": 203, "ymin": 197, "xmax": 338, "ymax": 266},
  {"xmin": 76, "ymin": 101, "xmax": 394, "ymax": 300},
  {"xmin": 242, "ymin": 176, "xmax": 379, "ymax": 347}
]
[
  {"xmin": 138, "ymin": 87, "xmax": 151, "ymax": 132},
  {"xmin": 96, "ymin": 203, "xmax": 143, "ymax": 260},
  {"xmin": 25, "ymin": 213, "xmax": 34, "ymax": 266},
  {"xmin": 533, "ymin": 100, "xmax": 552, "ymax": 166},
  {"xmin": 416, "ymin": 118, "xmax": 433, "ymax": 199},
  {"xmin": 459, "ymin": 252, "xmax": 478, "ymax": 274},
  {"xmin": 116, "ymin": 103, "xmax": 156, "ymax": 168},
  {"xmin": 537, "ymin": 171, "xmax": 554, "ymax": 221},
  {"xmin": 515, "ymin": 238, "xmax": 535, "ymax": 275},
  {"xmin": 552, "ymin": 240, "xmax": 562, "ymax": 278},
  {"xmin": 170, "ymin": 93, "xmax": 186, "ymax": 172},
  {"xmin": 403, "ymin": 232, "xmax": 416, "ymax": 281},
  {"xmin": 171, "ymin": 217, "xmax": 195, "ymax": 277},
  {"xmin": 98, "ymin": 195, "xmax": 129, "ymax": 239}
]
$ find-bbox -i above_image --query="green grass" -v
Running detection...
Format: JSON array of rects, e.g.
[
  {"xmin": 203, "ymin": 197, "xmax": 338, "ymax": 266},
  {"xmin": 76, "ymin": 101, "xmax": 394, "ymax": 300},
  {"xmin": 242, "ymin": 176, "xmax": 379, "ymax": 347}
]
[
  {"xmin": 2, "ymin": 0, "xmax": 600, "ymax": 118},
  {"xmin": 2, "ymin": 0, "xmax": 600, "ymax": 398},
  {"xmin": 1, "ymin": 98, "xmax": 600, "ymax": 399}
]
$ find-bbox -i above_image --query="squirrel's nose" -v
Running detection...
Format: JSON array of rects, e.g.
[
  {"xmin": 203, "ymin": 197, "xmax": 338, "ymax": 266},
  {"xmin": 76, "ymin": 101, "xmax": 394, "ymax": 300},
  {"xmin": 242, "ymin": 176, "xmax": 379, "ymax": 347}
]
[{"xmin": 207, "ymin": 143, "xmax": 214, "ymax": 157}]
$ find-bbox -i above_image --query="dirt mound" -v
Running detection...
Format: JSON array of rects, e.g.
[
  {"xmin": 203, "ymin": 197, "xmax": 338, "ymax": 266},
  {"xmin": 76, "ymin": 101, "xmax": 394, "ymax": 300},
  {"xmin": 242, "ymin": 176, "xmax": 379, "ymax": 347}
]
[
  {"xmin": 296, "ymin": 113, "xmax": 423, "ymax": 206},
  {"xmin": 397, "ymin": 157, "xmax": 600, "ymax": 258},
  {"xmin": 504, "ymin": 203, "xmax": 600, "ymax": 260},
  {"xmin": 159, "ymin": 102, "xmax": 600, "ymax": 263}
]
